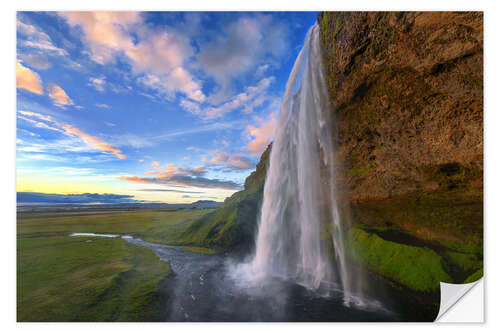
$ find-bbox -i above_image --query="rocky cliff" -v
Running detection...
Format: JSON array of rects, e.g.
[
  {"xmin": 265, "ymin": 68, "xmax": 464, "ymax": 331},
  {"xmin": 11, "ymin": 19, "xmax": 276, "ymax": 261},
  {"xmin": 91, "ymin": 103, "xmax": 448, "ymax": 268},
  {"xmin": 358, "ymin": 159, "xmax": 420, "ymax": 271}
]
[
  {"xmin": 319, "ymin": 11, "xmax": 483, "ymax": 237},
  {"xmin": 318, "ymin": 11, "xmax": 483, "ymax": 291}
]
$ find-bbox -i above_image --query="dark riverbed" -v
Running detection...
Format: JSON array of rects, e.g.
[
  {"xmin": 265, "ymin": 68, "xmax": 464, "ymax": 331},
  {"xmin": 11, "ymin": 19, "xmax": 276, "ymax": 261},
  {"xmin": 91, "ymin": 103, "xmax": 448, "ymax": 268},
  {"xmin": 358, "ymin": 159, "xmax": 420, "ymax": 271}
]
[{"xmin": 124, "ymin": 237, "xmax": 438, "ymax": 322}]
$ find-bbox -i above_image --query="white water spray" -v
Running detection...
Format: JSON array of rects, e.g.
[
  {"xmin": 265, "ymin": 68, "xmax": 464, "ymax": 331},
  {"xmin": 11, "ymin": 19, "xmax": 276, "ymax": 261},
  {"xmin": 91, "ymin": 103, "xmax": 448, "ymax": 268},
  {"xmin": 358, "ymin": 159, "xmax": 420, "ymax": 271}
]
[{"xmin": 236, "ymin": 24, "xmax": 359, "ymax": 305}]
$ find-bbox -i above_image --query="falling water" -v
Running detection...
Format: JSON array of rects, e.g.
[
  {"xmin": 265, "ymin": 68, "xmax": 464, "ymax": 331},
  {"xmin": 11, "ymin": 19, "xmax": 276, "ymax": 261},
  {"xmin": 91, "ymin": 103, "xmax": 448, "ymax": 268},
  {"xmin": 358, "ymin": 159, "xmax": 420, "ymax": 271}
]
[{"xmin": 238, "ymin": 24, "xmax": 360, "ymax": 305}]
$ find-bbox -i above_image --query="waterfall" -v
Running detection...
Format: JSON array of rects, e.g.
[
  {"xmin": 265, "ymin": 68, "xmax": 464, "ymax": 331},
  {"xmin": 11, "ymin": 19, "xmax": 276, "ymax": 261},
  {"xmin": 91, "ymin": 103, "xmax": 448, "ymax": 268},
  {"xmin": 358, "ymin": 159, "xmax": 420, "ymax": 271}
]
[{"xmin": 236, "ymin": 24, "xmax": 360, "ymax": 306}]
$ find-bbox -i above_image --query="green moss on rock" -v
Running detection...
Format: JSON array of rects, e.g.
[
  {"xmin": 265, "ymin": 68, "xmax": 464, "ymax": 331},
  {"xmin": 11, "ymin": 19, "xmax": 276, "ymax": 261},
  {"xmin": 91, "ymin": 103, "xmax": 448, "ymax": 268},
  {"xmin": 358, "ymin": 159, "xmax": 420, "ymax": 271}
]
[
  {"xmin": 443, "ymin": 251, "xmax": 481, "ymax": 272},
  {"xmin": 463, "ymin": 268, "xmax": 483, "ymax": 283},
  {"xmin": 346, "ymin": 227, "xmax": 452, "ymax": 292}
]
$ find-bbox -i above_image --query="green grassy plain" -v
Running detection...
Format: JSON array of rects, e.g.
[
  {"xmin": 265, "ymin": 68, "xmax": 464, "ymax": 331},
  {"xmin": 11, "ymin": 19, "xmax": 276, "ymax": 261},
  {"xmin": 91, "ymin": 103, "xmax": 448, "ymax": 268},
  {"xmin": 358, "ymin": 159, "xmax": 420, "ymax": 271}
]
[
  {"xmin": 17, "ymin": 207, "xmax": 213, "ymax": 321},
  {"xmin": 18, "ymin": 208, "xmax": 214, "ymax": 238}
]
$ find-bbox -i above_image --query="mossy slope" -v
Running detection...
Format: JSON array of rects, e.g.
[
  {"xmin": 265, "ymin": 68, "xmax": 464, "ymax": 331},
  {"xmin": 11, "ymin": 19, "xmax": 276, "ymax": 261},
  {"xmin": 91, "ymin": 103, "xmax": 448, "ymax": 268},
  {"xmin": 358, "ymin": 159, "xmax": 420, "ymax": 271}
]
[
  {"xmin": 346, "ymin": 227, "xmax": 451, "ymax": 291},
  {"xmin": 346, "ymin": 226, "xmax": 482, "ymax": 291}
]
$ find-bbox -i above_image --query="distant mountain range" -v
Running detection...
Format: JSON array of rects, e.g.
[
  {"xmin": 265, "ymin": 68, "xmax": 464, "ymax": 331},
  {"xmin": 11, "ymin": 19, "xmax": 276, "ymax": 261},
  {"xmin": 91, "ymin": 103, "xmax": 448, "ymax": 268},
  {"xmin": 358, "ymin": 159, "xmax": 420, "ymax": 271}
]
[
  {"xmin": 189, "ymin": 200, "xmax": 222, "ymax": 208},
  {"xmin": 16, "ymin": 192, "xmax": 222, "ymax": 212}
]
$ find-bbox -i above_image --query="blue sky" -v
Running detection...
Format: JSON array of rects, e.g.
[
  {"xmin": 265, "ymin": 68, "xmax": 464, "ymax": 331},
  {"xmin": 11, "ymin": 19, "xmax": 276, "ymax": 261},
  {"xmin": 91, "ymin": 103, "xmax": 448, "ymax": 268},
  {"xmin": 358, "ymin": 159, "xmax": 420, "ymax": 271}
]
[{"xmin": 16, "ymin": 11, "xmax": 318, "ymax": 203}]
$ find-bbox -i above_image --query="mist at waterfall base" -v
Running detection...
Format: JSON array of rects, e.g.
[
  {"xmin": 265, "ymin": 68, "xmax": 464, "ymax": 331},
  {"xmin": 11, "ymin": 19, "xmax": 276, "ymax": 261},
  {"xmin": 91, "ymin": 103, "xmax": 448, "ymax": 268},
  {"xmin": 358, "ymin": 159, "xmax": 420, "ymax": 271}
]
[{"xmin": 228, "ymin": 24, "xmax": 387, "ymax": 315}]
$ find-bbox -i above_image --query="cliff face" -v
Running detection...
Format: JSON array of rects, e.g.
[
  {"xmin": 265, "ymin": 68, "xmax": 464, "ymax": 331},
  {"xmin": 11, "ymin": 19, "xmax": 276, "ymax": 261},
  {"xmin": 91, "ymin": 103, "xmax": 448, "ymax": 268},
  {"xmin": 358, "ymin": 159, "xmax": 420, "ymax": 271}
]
[{"xmin": 318, "ymin": 12, "xmax": 483, "ymax": 248}]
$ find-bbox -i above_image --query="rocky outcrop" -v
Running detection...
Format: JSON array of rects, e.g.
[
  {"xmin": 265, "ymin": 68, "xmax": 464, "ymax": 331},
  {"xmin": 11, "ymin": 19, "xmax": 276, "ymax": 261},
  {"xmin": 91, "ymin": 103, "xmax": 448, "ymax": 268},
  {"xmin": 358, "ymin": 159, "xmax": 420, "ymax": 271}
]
[
  {"xmin": 318, "ymin": 12, "xmax": 483, "ymax": 249},
  {"xmin": 317, "ymin": 12, "xmax": 483, "ymax": 295}
]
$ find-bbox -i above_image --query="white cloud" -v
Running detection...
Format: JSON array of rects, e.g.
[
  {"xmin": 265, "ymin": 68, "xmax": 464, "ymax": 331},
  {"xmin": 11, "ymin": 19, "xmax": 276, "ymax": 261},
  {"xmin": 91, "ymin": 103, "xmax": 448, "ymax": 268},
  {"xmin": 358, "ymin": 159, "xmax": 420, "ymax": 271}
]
[
  {"xmin": 17, "ymin": 115, "xmax": 63, "ymax": 133},
  {"xmin": 118, "ymin": 162, "xmax": 241, "ymax": 190},
  {"xmin": 88, "ymin": 77, "xmax": 106, "ymax": 92},
  {"xmin": 16, "ymin": 61, "xmax": 43, "ymax": 94},
  {"xmin": 58, "ymin": 12, "xmax": 205, "ymax": 102},
  {"xmin": 58, "ymin": 12, "xmax": 141, "ymax": 64},
  {"xmin": 17, "ymin": 19, "xmax": 68, "ymax": 56},
  {"xmin": 255, "ymin": 64, "xmax": 269, "ymax": 78},
  {"xmin": 152, "ymin": 119, "xmax": 245, "ymax": 141},
  {"xmin": 47, "ymin": 84, "xmax": 74, "ymax": 107},
  {"xmin": 213, "ymin": 139, "xmax": 230, "ymax": 148},
  {"xmin": 17, "ymin": 110, "xmax": 126, "ymax": 159},
  {"xmin": 53, "ymin": 12, "xmax": 292, "ymax": 125},
  {"xmin": 19, "ymin": 129, "xmax": 40, "ymax": 137},
  {"xmin": 18, "ymin": 53, "xmax": 51, "ymax": 70},
  {"xmin": 209, "ymin": 149, "xmax": 255, "ymax": 170},
  {"xmin": 139, "ymin": 68, "xmax": 205, "ymax": 103},
  {"xmin": 181, "ymin": 76, "xmax": 274, "ymax": 119},
  {"xmin": 18, "ymin": 110, "xmax": 55, "ymax": 123},
  {"xmin": 107, "ymin": 134, "xmax": 153, "ymax": 149},
  {"xmin": 198, "ymin": 15, "xmax": 287, "ymax": 87},
  {"xmin": 180, "ymin": 99, "xmax": 201, "ymax": 115},
  {"xmin": 125, "ymin": 30, "xmax": 193, "ymax": 75},
  {"xmin": 244, "ymin": 112, "xmax": 277, "ymax": 157}
]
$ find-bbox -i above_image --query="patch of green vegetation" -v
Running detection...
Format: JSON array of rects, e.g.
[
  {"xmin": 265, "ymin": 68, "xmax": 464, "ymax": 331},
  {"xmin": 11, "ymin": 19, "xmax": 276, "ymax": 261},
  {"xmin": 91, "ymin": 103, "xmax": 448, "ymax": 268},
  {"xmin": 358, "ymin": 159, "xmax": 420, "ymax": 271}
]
[
  {"xmin": 332, "ymin": 16, "xmax": 342, "ymax": 41},
  {"xmin": 16, "ymin": 208, "xmax": 219, "ymax": 321},
  {"xmin": 346, "ymin": 227, "xmax": 452, "ymax": 292},
  {"xmin": 17, "ymin": 208, "xmax": 213, "ymax": 238},
  {"xmin": 243, "ymin": 143, "xmax": 271, "ymax": 191},
  {"xmin": 437, "ymin": 240, "xmax": 483, "ymax": 255},
  {"xmin": 389, "ymin": 29, "xmax": 397, "ymax": 43},
  {"xmin": 443, "ymin": 251, "xmax": 481, "ymax": 272},
  {"xmin": 321, "ymin": 12, "xmax": 329, "ymax": 35},
  {"xmin": 180, "ymin": 246, "xmax": 215, "ymax": 255},
  {"xmin": 363, "ymin": 38, "xmax": 375, "ymax": 58},
  {"xmin": 423, "ymin": 162, "xmax": 482, "ymax": 192},
  {"xmin": 353, "ymin": 223, "xmax": 482, "ymax": 286},
  {"xmin": 464, "ymin": 268, "xmax": 483, "ymax": 283},
  {"xmin": 375, "ymin": 50, "xmax": 385, "ymax": 61},
  {"xmin": 175, "ymin": 185, "xmax": 262, "ymax": 248},
  {"xmin": 17, "ymin": 235, "xmax": 171, "ymax": 321},
  {"xmin": 347, "ymin": 166, "xmax": 369, "ymax": 177}
]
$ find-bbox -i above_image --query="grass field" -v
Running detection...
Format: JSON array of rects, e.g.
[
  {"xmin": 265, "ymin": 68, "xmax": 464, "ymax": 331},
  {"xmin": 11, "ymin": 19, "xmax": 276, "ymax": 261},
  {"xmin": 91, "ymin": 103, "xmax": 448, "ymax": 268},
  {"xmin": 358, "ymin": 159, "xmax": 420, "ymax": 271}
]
[
  {"xmin": 18, "ymin": 208, "xmax": 214, "ymax": 238},
  {"xmin": 17, "ymin": 207, "xmax": 214, "ymax": 321}
]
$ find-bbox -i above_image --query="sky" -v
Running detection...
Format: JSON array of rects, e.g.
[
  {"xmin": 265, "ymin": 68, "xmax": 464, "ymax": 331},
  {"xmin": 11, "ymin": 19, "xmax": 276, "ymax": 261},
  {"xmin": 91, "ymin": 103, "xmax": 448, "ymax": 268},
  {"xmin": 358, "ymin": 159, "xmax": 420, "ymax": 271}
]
[{"xmin": 16, "ymin": 11, "xmax": 318, "ymax": 204}]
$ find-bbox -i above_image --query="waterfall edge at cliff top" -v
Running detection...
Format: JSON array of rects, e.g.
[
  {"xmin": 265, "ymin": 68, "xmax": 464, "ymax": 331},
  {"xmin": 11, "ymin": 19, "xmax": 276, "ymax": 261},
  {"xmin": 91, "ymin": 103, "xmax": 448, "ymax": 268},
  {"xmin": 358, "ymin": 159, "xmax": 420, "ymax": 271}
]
[{"xmin": 231, "ymin": 24, "xmax": 366, "ymax": 307}]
